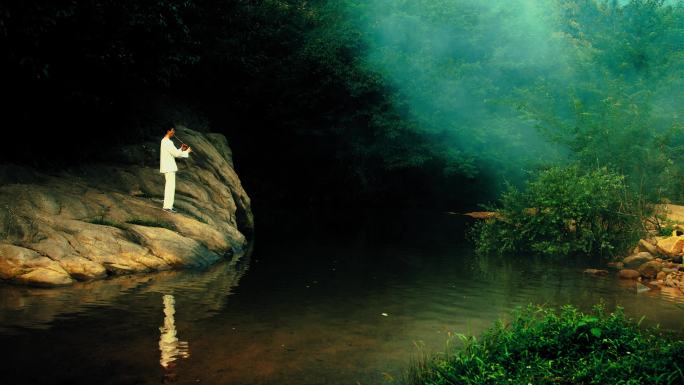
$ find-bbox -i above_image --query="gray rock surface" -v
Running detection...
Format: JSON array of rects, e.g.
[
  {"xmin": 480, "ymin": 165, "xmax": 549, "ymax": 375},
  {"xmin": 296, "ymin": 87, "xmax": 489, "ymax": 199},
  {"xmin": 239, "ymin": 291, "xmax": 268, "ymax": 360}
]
[
  {"xmin": 0, "ymin": 128, "xmax": 253, "ymax": 286},
  {"xmin": 623, "ymin": 252, "xmax": 654, "ymax": 269}
]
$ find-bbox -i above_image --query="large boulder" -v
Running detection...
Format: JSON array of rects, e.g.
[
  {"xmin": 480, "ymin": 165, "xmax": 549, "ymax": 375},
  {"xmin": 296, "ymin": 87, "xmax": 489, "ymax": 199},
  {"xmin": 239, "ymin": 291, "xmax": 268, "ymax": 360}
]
[
  {"xmin": 655, "ymin": 234, "xmax": 684, "ymax": 257},
  {"xmin": 623, "ymin": 252, "xmax": 654, "ymax": 269},
  {"xmin": 0, "ymin": 128, "xmax": 253, "ymax": 287}
]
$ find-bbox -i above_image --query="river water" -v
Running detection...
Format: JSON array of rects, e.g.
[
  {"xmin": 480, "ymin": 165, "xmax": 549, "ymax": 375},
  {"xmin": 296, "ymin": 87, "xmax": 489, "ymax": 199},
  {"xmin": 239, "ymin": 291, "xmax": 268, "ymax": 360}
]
[{"xmin": 1, "ymin": 209, "xmax": 683, "ymax": 385}]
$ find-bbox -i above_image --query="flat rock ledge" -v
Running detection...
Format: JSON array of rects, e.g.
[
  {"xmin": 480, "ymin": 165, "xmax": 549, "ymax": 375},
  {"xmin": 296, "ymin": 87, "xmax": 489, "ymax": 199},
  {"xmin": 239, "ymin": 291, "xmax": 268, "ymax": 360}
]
[{"xmin": 0, "ymin": 128, "xmax": 253, "ymax": 287}]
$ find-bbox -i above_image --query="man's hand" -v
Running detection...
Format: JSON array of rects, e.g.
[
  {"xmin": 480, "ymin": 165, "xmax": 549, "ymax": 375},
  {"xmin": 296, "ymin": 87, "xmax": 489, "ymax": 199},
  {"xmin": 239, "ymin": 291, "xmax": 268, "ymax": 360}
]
[
  {"xmin": 186, "ymin": 146, "xmax": 192, "ymax": 153},
  {"xmin": 181, "ymin": 144, "xmax": 189, "ymax": 150}
]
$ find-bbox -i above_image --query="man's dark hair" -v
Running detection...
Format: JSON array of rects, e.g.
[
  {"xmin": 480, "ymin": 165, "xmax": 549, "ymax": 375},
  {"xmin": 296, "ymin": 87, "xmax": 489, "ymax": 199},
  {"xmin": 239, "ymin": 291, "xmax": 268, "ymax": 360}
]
[{"xmin": 164, "ymin": 122, "xmax": 175, "ymax": 133}]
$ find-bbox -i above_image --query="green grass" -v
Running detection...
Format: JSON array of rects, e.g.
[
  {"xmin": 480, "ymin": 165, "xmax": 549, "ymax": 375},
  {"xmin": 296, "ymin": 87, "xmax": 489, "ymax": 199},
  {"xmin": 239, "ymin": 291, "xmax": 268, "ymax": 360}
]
[
  {"xmin": 126, "ymin": 218, "xmax": 176, "ymax": 231},
  {"xmin": 406, "ymin": 304, "xmax": 684, "ymax": 385},
  {"xmin": 659, "ymin": 226, "xmax": 676, "ymax": 237}
]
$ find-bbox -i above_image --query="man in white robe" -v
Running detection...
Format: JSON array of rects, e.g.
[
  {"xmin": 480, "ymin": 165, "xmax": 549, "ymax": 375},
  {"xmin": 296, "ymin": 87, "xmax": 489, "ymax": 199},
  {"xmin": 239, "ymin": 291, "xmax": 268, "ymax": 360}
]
[{"xmin": 160, "ymin": 127, "xmax": 192, "ymax": 212}]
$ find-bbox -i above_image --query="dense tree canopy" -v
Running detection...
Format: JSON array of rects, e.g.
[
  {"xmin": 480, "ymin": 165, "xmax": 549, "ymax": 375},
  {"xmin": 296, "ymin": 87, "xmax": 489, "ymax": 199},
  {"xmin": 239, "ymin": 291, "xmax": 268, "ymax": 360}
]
[{"xmin": 2, "ymin": 0, "xmax": 683, "ymax": 208}]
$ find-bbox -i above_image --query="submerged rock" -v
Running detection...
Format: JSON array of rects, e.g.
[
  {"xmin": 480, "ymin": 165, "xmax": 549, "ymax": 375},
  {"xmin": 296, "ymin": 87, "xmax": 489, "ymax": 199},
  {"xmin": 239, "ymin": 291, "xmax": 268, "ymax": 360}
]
[
  {"xmin": 583, "ymin": 268, "xmax": 609, "ymax": 276},
  {"xmin": 0, "ymin": 128, "xmax": 253, "ymax": 287}
]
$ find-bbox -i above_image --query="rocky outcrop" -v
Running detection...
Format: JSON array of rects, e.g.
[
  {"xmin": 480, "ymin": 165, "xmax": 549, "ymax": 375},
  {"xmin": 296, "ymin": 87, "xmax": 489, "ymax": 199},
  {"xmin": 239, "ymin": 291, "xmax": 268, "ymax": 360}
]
[{"xmin": 0, "ymin": 128, "xmax": 253, "ymax": 286}]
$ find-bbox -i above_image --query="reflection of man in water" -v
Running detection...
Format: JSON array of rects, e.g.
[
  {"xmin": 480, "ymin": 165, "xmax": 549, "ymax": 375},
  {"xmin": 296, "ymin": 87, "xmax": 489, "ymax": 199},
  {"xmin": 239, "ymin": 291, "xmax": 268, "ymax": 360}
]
[{"xmin": 159, "ymin": 294, "xmax": 189, "ymax": 380}]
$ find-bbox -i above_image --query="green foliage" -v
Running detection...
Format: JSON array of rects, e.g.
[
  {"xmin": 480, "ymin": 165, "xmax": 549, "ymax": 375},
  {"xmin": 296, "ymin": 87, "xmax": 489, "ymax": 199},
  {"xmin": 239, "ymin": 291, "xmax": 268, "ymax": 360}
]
[
  {"xmin": 5, "ymin": 0, "xmax": 684, "ymax": 208},
  {"xmin": 470, "ymin": 166, "xmax": 646, "ymax": 258},
  {"xmin": 406, "ymin": 304, "xmax": 684, "ymax": 385},
  {"xmin": 658, "ymin": 225, "xmax": 676, "ymax": 237},
  {"xmin": 517, "ymin": 0, "xmax": 684, "ymax": 202}
]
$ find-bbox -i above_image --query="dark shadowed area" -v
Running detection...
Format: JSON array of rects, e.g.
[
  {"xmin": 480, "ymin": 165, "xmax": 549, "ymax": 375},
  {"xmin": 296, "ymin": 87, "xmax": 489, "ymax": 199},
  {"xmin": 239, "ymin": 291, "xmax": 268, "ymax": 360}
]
[{"xmin": 1, "ymin": 210, "xmax": 683, "ymax": 385}]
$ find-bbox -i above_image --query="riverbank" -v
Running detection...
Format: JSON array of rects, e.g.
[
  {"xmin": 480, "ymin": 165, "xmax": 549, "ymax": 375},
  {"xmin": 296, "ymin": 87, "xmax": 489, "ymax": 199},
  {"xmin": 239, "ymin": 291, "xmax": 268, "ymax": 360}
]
[
  {"xmin": 406, "ymin": 304, "xmax": 684, "ymax": 385},
  {"xmin": 0, "ymin": 127, "xmax": 253, "ymax": 287},
  {"xmin": 585, "ymin": 204, "xmax": 684, "ymax": 297}
]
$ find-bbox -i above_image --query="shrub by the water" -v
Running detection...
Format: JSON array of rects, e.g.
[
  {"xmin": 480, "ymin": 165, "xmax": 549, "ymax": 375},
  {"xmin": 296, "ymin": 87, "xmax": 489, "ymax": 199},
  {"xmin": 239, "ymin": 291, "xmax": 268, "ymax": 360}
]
[
  {"xmin": 406, "ymin": 304, "xmax": 684, "ymax": 385},
  {"xmin": 470, "ymin": 166, "xmax": 646, "ymax": 259}
]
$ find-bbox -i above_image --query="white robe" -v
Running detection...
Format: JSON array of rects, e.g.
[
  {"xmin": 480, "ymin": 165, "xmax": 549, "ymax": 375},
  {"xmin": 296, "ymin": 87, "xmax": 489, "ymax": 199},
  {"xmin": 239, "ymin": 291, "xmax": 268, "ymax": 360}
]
[
  {"xmin": 159, "ymin": 137, "xmax": 189, "ymax": 173},
  {"xmin": 160, "ymin": 137, "xmax": 190, "ymax": 209}
]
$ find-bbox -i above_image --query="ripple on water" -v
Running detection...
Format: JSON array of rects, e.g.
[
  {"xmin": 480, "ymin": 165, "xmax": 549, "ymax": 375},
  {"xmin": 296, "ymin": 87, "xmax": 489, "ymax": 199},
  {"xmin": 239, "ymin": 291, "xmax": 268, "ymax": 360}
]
[
  {"xmin": 0, "ymin": 255, "xmax": 250, "ymax": 333},
  {"xmin": 1, "ymin": 211, "xmax": 684, "ymax": 385}
]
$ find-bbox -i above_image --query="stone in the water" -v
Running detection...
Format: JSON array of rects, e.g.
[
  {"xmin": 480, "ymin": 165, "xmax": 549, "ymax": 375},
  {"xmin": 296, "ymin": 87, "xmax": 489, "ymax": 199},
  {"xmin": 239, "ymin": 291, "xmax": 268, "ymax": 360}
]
[
  {"xmin": 583, "ymin": 268, "xmax": 609, "ymax": 276},
  {"xmin": 618, "ymin": 269, "xmax": 641, "ymax": 279}
]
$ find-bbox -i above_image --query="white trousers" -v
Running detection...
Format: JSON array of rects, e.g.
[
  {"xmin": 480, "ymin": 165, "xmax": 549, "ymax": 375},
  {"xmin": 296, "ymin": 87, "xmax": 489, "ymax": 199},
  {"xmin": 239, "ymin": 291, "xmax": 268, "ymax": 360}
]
[{"xmin": 163, "ymin": 172, "xmax": 176, "ymax": 209}]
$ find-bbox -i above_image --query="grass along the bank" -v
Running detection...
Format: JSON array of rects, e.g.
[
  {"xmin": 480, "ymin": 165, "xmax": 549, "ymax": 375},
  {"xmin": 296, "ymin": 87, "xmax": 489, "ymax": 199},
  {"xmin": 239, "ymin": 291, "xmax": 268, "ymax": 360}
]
[{"xmin": 406, "ymin": 304, "xmax": 684, "ymax": 385}]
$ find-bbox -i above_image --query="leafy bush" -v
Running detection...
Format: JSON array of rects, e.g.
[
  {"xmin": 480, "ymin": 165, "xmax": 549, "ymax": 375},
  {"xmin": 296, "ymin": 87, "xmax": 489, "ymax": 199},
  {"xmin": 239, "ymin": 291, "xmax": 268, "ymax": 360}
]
[
  {"xmin": 406, "ymin": 304, "xmax": 684, "ymax": 385},
  {"xmin": 470, "ymin": 166, "xmax": 646, "ymax": 258}
]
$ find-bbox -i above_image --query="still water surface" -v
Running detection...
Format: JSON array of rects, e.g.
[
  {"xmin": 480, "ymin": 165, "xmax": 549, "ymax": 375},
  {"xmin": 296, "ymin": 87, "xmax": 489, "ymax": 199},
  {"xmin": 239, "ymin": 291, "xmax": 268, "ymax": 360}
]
[{"xmin": 1, "ymin": 209, "xmax": 683, "ymax": 385}]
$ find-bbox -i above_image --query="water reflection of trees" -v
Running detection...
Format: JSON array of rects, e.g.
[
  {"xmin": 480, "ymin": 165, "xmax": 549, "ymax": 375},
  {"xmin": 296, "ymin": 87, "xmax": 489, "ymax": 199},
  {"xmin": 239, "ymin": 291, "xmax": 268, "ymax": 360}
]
[{"xmin": 0, "ymin": 252, "xmax": 251, "ymax": 333}]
